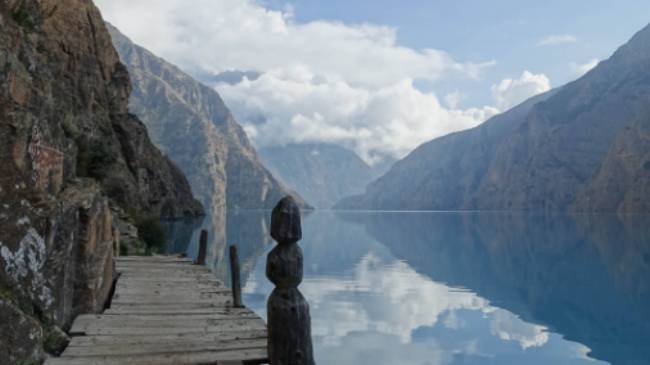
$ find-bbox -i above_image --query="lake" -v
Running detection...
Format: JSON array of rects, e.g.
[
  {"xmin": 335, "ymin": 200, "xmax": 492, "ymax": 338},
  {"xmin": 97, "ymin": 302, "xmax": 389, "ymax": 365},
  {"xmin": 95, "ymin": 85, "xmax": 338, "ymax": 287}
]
[{"xmin": 166, "ymin": 210, "xmax": 650, "ymax": 365}]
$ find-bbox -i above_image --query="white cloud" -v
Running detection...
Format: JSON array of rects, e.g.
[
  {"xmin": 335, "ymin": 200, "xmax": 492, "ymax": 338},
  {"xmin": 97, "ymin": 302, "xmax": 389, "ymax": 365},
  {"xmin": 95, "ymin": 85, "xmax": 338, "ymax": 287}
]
[
  {"xmin": 444, "ymin": 91, "xmax": 465, "ymax": 109},
  {"xmin": 95, "ymin": 0, "xmax": 488, "ymax": 88},
  {"xmin": 94, "ymin": 0, "xmax": 497, "ymax": 163},
  {"xmin": 491, "ymin": 71, "xmax": 551, "ymax": 111},
  {"xmin": 490, "ymin": 310, "xmax": 549, "ymax": 350},
  {"xmin": 537, "ymin": 34, "xmax": 578, "ymax": 46},
  {"xmin": 218, "ymin": 68, "xmax": 498, "ymax": 164},
  {"xmin": 570, "ymin": 58, "xmax": 599, "ymax": 77}
]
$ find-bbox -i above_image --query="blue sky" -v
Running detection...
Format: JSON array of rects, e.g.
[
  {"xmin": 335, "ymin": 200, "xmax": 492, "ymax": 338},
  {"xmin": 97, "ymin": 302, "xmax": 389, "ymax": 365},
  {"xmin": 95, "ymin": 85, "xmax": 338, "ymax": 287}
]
[
  {"xmin": 263, "ymin": 0, "xmax": 650, "ymax": 106},
  {"xmin": 96, "ymin": 0, "xmax": 650, "ymax": 163}
]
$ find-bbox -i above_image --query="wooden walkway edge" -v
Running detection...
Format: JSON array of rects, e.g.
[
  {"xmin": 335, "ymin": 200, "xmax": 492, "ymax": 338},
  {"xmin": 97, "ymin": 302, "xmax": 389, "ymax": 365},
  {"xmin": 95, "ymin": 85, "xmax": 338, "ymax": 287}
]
[{"xmin": 45, "ymin": 256, "xmax": 268, "ymax": 365}]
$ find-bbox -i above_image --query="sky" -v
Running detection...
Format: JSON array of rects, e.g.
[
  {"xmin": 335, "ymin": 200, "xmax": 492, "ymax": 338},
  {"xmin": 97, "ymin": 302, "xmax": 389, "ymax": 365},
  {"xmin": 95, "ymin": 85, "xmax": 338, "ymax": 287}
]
[{"xmin": 94, "ymin": 0, "xmax": 650, "ymax": 164}]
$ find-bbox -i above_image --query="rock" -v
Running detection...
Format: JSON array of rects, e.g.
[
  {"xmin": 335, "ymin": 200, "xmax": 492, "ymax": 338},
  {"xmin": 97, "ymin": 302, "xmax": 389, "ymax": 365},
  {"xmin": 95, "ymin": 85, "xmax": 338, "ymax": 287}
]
[
  {"xmin": 106, "ymin": 23, "xmax": 307, "ymax": 212},
  {"xmin": 0, "ymin": 298, "xmax": 44, "ymax": 365},
  {"xmin": 43, "ymin": 325, "xmax": 69, "ymax": 356},
  {"xmin": 0, "ymin": 0, "xmax": 202, "ymax": 362}
]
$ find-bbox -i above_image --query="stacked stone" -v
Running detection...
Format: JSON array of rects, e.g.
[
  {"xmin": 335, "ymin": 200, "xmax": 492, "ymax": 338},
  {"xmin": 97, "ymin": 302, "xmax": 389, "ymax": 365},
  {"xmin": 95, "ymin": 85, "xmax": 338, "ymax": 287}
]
[{"xmin": 266, "ymin": 196, "xmax": 315, "ymax": 365}]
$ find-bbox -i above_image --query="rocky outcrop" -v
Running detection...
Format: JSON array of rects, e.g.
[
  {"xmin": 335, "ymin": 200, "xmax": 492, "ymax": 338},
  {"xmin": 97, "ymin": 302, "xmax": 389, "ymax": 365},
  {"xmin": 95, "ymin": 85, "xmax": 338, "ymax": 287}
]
[
  {"xmin": 0, "ymin": 0, "xmax": 202, "ymax": 363},
  {"xmin": 107, "ymin": 24, "xmax": 306, "ymax": 212},
  {"xmin": 338, "ymin": 23, "xmax": 650, "ymax": 213},
  {"xmin": 573, "ymin": 109, "xmax": 650, "ymax": 212},
  {"xmin": 259, "ymin": 143, "xmax": 381, "ymax": 208}
]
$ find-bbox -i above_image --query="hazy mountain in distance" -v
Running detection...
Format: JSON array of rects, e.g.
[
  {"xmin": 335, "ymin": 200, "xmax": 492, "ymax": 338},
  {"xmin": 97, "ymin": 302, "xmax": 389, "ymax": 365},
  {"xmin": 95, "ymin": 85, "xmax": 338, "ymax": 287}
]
[
  {"xmin": 107, "ymin": 24, "xmax": 307, "ymax": 211},
  {"xmin": 259, "ymin": 143, "xmax": 388, "ymax": 209},
  {"xmin": 338, "ymin": 23, "xmax": 650, "ymax": 213}
]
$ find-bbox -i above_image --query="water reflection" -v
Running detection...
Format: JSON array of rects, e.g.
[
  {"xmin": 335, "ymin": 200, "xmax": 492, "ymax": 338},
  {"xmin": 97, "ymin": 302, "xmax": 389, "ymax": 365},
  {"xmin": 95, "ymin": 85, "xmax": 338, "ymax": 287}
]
[{"xmin": 170, "ymin": 211, "xmax": 650, "ymax": 365}]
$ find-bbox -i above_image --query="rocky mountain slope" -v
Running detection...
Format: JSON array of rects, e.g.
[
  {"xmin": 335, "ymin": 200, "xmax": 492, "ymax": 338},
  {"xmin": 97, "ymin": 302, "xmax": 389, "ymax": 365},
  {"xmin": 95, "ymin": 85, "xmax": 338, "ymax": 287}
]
[
  {"xmin": 107, "ymin": 24, "xmax": 304, "ymax": 212},
  {"xmin": 259, "ymin": 143, "xmax": 380, "ymax": 208},
  {"xmin": 0, "ymin": 1, "xmax": 201, "ymax": 363},
  {"xmin": 338, "ymin": 23, "xmax": 650, "ymax": 213}
]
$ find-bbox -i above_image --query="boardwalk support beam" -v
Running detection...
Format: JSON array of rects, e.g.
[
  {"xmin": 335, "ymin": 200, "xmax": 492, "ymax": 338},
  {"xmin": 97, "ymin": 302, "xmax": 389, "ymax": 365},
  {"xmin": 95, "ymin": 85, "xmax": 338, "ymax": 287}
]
[
  {"xmin": 229, "ymin": 244, "xmax": 244, "ymax": 308},
  {"xmin": 196, "ymin": 229, "xmax": 208, "ymax": 265},
  {"xmin": 266, "ymin": 196, "xmax": 315, "ymax": 365}
]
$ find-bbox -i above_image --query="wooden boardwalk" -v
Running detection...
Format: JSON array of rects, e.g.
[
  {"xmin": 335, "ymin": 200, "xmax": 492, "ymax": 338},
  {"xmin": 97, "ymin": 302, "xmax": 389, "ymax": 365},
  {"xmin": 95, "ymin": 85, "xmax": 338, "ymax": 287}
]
[{"xmin": 46, "ymin": 255, "xmax": 268, "ymax": 365}]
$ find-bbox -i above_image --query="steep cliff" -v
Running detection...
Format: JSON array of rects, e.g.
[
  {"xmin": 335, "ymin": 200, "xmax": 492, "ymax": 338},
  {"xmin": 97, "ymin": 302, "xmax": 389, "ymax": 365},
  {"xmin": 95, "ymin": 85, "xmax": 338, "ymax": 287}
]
[
  {"xmin": 338, "ymin": 23, "xmax": 650, "ymax": 213},
  {"xmin": 0, "ymin": 1, "xmax": 201, "ymax": 363},
  {"xmin": 259, "ymin": 143, "xmax": 379, "ymax": 208},
  {"xmin": 107, "ymin": 24, "xmax": 305, "ymax": 211}
]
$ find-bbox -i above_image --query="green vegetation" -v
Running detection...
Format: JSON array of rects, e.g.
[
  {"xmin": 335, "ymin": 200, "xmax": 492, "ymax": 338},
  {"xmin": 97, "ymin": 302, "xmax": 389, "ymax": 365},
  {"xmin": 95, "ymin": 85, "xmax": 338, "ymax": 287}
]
[
  {"xmin": 136, "ymin": 215, "xmax": 167, "ymax": 253},
  {"xmin": 76, "ymin": 139, "xmax": 116, "ymax": 178},
  {"xmin": 43, "ymin": 325, "xmax": 69, "ymax": 355},
  {"xmin": 0, "ymin": 281, "xmax": 17, "ymax": 304},
  {"xmin": 11, "ymin": 1, "xmax": 35, "ymax": 30}
]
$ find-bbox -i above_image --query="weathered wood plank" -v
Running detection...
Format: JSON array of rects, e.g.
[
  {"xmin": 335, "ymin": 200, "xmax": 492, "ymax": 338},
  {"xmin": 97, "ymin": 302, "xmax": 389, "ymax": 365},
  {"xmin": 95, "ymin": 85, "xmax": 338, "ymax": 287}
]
[
  {"xmin": 52, "ymin": 255, "xmax": 268, "ymax": 364},
  {"xmin": 104, "ymin": 307, "xmax": 248, "ymax": 315},
  {"xmin": 70, "ymin": 313, "xmax": 262, "ymax": 334},
  {"xmin": 67, "ymin": 330, "xmax": 268, "ymax": 347},
  {"xmin": 45, "ymin": 347, "xmax": 268, "ymax": 365},
  {"xmin": 115, "ymin": 257, "xmax": 194, "ymax": 262},
  {"xmin": 63, "ymin": 338, "xmax": 267, "ymax": 357},
  {"xmin": 111, "ymin": 292, "xmax": 232, "ymax": 302}
]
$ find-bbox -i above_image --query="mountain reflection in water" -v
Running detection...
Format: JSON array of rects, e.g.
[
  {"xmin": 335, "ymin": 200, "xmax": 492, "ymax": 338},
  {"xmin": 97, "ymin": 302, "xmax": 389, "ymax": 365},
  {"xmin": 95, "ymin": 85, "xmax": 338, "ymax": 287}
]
[{"xmin": 167, "ymin": 210, "xmax": 650, "ymax": 365}]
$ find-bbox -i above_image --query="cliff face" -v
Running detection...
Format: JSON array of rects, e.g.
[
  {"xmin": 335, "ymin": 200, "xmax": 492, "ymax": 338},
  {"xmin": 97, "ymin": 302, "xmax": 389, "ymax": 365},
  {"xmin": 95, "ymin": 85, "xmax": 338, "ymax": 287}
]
[
  {"xmin": 107, "ymin": 24, "xmax": 305, "ymax": 212},
  {"xmin": 259, "ymin": 143, "xmax": 378, "ymax": 209},
  {"xmin": 0, "ymin": 1, "xmax": 201, "ymax": 363},
  {"xmin": 338, "ymin": 23, "xmax": 650, "ymax": 213},
  {"xmin": 573, "ymin": 109, "xmax": 650, "ymax": 212}
]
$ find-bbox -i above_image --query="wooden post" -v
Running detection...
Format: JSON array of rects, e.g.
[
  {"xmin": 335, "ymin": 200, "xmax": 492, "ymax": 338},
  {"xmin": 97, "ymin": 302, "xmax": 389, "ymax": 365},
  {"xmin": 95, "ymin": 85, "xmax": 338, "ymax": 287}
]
[
  {"xmin": 266, "ymin": 196, "xmax": 315, "ymax": 365},
  {"xmin": 195, "ymin": 229, "xmax": 207, "ymax": 265},
  {"xmin": 229, "ymin": 245, "xmax": 243, "ymax": 308}
]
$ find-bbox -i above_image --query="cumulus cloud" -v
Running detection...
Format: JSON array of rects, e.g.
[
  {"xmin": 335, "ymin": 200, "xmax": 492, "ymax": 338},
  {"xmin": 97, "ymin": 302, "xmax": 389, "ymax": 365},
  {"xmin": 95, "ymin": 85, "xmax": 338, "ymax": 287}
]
[
  {"xmin": 537, "ymin": 34, "xmax": 578, "ymax": 46},
  {"xmin": 218, "ymin": 68, "xmax": 498, "ymax": 163},
  {"xmin": 491, "ymin": 71, "xmax": 551, "ymax": 111},
  {"xmin": 570, "ymin": 58, "xmax": 599, "ymax": 77},
  {"xmin": 490, "ymin": 310, "xmax": 549, "ymax": 349},
  {"xmin": 94, "ymin": 0, "xmax": 497, "ymax": 163}
]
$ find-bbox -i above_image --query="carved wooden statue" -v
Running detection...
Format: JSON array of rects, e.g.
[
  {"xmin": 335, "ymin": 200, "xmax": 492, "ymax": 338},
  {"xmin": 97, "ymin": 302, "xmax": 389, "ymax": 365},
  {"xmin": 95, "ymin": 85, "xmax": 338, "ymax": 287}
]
[{"xmin": 266, "ymin": 196, "xmax": 315, "ymax": 365}]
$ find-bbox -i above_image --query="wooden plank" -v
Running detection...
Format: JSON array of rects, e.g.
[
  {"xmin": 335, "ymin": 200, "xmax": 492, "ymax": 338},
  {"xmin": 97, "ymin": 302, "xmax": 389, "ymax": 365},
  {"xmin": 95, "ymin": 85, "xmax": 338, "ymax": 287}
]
[
  {"xmin": 45, "ymin": 347, "xmax": 268, "ymax": 365},
  {"xmin": 67, "ymin": 330, "xmax": 268, "ymax": 347},
  {"xmin": 104, "ymin": 307, "xmax": 249, "ymax": 315},
  {"xmin": 115, "ymin": 255, "xmax": 191, "ymax": 261},
  {"xmin": 113, "ymin": 291, "xmax": 230, "ymax": 303},
  {"xmin": 63, "ymin": 338, "xmax": 267, "ymax": 357},
  {"xmin": 51, "ymin": 255, "xmax": 268, "ymax": 365},
  {"xmin": 111, "ymin": 297, "xmax": 232, "ymax": 309},
  {"xmin": 68, "ymin": 320, "xmax": 266, "ymax": 336},
  {"xmin": 71, "ymin": 315, "xmax": 263, "ymax": 333}
]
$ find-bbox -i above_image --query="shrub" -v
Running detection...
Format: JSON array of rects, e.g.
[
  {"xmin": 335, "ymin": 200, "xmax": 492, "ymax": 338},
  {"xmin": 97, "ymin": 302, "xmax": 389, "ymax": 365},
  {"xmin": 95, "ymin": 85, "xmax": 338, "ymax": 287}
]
[{"xmin": 135, "ymin": 215, "xmax": 167, "ymax": 253}]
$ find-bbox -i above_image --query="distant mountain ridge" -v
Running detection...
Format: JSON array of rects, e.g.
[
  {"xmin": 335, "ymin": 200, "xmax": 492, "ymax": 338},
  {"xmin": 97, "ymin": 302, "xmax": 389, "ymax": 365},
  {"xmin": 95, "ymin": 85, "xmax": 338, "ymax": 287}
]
[
  {"xmin": 258, "ymin": 143, "xmax": 382, "ymax": 208},
  {"xmin": 107, "ymin": 24, "xmax": 306, "ymax": 211},
  {"xmin": 338, "ymin": 23, "xmax": 650, "ymax": 213}
]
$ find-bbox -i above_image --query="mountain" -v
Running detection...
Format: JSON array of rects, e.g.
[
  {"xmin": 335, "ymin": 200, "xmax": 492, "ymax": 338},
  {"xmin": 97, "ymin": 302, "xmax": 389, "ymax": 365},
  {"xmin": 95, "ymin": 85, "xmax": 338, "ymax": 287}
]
[
  {"xmin": 337, "ymin": 23, "xmax": 650, "ymax": 213},
  {"xmin": 107, "ymin": 24, "xmax": 305, "ymax": 212},
  {"xmin": 258, "ymin": 143, "xmax": 383, "ymax": 208},
  {"xmin": 0, "ymin": 1, "xmax": 201, "ymax": 363}
]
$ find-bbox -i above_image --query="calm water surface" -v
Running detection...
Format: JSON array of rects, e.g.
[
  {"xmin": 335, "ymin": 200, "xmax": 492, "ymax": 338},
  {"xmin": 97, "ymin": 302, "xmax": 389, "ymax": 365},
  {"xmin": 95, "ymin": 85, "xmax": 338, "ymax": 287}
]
[{"xmin": 167, "ymin": 211, "xmax": 650, "ymax": 365}]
